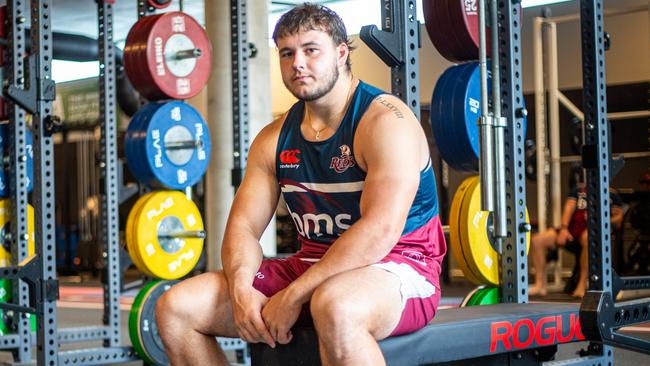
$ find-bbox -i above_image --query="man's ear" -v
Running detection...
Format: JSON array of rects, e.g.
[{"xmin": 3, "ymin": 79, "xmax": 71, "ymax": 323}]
[{"xmin": 337, "ymin": 42, "xmax": 349, "ymax": 68}]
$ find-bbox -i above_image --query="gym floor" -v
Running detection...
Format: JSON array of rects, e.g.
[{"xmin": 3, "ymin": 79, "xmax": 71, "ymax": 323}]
[{"xmin": 1, "ymin": 276, "xmax": 648, "ymax": 365}]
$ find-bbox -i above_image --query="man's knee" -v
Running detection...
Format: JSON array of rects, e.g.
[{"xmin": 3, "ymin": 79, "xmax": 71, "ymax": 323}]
[
  {"xmin": 310, "ymin": 282, "xmax": 366, "ymax": 332},
  {"xmin": 155, "ymin": 287, "xmax": 183, "ymax": 326}
]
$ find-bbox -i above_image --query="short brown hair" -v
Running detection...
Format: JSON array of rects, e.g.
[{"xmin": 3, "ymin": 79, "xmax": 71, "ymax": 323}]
[{"xmin": 272, "ymin": 3, "xmax": 355, "ymax": 69}]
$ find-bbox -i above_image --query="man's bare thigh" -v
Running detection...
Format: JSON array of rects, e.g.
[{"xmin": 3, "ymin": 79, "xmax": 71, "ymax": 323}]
[
  {"xmin": 314, "ymin": 266, "xmax": 403, "ymax": 340},
  {"xmin": 165, "ymin": 271, "xmax": 238, "ymax": 338}
]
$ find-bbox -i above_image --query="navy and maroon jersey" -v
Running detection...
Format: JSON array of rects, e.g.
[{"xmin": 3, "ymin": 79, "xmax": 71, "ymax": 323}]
[{"xmin": 275, "ymin": 80, "xmax": 447, "ymax": 286}]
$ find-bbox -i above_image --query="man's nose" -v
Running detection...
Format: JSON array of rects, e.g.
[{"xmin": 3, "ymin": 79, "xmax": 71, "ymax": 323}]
[{"xmin": 292, "ymin": 52, "xmax": 306, "ymax": 70}]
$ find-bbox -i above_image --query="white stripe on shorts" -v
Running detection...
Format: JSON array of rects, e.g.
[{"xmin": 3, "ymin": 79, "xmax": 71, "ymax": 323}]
[{"xmin": 371, "ymin": 261, "xmax": 436, "ymax": 309}]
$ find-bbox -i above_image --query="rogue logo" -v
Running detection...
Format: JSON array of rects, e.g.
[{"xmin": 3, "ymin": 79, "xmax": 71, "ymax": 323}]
[{"xmin": 490, "ymin": 314, "xmax": 585, "ymax": 352}]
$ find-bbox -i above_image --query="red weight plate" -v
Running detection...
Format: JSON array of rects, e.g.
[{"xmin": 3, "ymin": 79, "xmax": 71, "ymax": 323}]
[
  {"xmin": 142, "ymin": 12, "xmax": 213, "ymax": 100},
  {"xmin": 437, "ymin": 0, "xmax": 476, "ymax": 62},
  {"xmin": 147, "ymin": 0, "xmax": 173, "ymax": 9},
  {"xmin": 124, "ymin": 14, "xmax": 160, "ymax": 95},
  {"xmin": 423, "ymin": 0, "xmax": 459, "ymax": 62},
  {"xmin": 446, "ymin": 0, "xmax": 488, "ymax": 61},
  {"xmin": 131, "ymin": 15, "xmax": 165, "ymax": 100}
]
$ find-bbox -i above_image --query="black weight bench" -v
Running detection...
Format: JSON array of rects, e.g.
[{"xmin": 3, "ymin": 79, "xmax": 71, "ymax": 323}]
[{"xmin": 251, "ymin": 303, "xmax": 583, "ymax": 365}]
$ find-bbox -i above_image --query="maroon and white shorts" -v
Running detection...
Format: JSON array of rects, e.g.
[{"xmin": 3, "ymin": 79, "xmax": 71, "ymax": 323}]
[{"xmin": 252, "ymin": 254, "xmax": 441, "ymax": 336}]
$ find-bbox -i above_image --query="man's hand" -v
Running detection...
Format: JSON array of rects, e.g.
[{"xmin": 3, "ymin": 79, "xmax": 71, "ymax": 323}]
[
  {"xmin": 231, "ymin": 288, "xmax": 276, "ymax": 347},
  {"xmin": 262, "ymin": 288, "xmax": 302, "ymax": 344},
  {"xmin": 556, "ymin": 228, "xmax": 574, "ymax": 246}
]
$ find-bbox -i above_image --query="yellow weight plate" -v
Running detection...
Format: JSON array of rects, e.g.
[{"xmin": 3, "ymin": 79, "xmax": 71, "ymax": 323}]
[
  {"xmin": 0, "ymin": 200, "xmax": 35, "ymax": 267},
  {"xmin": 449, "ymin": 176, "xmax": 482, "ymax": 284},
  {"xmin": 126, "ymin": 193, "xmax": 157, "ymax": 277},
  {"xmin": 133, "ymin": 191, "xmax": 204, "ymax": 280},
  {"xmin": 459, "ymin": 180, "xmax": 531, "ymax": 285}
]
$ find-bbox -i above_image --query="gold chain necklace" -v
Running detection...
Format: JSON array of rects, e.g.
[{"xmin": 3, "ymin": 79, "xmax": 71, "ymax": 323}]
[{"xmin": 306, "ymin": 79, "xmax": 356, "ymax": 141}]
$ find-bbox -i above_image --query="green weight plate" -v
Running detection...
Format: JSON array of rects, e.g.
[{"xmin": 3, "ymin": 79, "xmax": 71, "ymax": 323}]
[
  {"xmin": 460, "ymin": 285, "xmax": 483, "ymax": 307},
  {"xmin": 470, "ymin": 287, "xmax": 499, "ymax": 306},
  {"xmin": 0, "ymin": 279, "xmax": 9, "ymax": 335},
  {"xmin": 129, "ymin": 280, "xmax": 179, "ymax": 366}
]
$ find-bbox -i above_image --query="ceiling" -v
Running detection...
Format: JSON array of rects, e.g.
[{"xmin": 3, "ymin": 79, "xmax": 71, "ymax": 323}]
[{"xmin": 0, "ymin": 0, "xmax": 643, "ymax": 44}]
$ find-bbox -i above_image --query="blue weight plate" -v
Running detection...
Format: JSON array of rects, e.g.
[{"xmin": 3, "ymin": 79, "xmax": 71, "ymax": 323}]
[
  {"xmin": 430, "ymin": 64, "xmax": 466, "ymax": 169},
  {"xmin": 143, "ymin": 101, "xmax": 211, "ymax": 189},
  {"xmin": 444, "ymin": 63, "xmax": 473, "ymax": 170},
  {"xmin": 135, "ymin": 103, "xmax": 165, "ymax": 187},
  {"xmin": 446, "ymin": 62, "xmax": 477, "ymax": 171},
  {"xmin": 452, "ymin": 62, "xmax": 482, "ymax": 171},
  {"xmin": 0, "ymin": 126, "xmax": 34, "ymax": 197},
  {"xmin": 430, "ymin": 66, "xmax": 457, "ymax": 168},
  {"xmin": 125, "ymin": 102, "xmax": 163, "ymax": 186}
]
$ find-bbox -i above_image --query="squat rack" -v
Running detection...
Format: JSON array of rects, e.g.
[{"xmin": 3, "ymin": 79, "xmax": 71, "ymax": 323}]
[
  {"xmin": 251, "ymin": 0, "xmax": 650, "ymax": 364},
  {"xmin": 0, "ymin": 1, "xmax": 138, "ymax": 364}
]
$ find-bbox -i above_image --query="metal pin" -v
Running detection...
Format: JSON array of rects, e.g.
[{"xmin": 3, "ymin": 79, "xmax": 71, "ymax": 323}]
[
  {"xmin": 158, "ymin": 230, "xmax": 206, "ymax": 239},
  {"xmin": 165, "ymin": 140, "xmax": 203, "ymax": 151},
  {"xmin": 175, "ymin": 48, "xmax": 202, "ymax": 60}
]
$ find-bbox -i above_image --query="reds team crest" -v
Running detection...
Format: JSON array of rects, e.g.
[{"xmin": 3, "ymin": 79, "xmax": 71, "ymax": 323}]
[{"xmin": 330, "ymin": 145, "xmax": 356, "ymax": 173}]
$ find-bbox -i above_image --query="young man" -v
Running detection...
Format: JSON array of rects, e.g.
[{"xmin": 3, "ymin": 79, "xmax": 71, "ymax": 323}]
[
  {"xmin": 530, "ymin": 182, "xmax": 623, "ymax": 298},
  {"xmin": 155, "ymin": 4, "xmax": 446, "ymax": 365}
]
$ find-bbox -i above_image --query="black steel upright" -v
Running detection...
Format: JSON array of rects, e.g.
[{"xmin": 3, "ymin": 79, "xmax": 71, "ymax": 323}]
[
  {"xmin": 360, "ymin": 0, "xmax": 421, "ymax": 120},
  {"xmin": 98, "ymin": 0, "xmax": 121, "ymax": 348},
  {"xmin": 496, "ymin": 2, "xmax": 528, "ymax": 304},
  {"xmin": 5, "ymin": 0, "xmax": 31, "ymax": 361},
  {"xmin": 579, "ymin": 0, "xmax": 650, "ymax": 356},
  {"xmin": 30, "ymin": 0, "xmax": 58, "ymax": 364},
  {"xmin": 231, "ymin": 0, "xmax": 251, "ymax": 190}
]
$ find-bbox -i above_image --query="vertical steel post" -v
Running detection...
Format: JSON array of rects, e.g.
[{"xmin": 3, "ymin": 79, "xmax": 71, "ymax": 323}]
[
  {"xmin": 391, "ymin": 0, "xmax": 420, "ymax": 120},
  {"xmin": 497, "ymin": 1, "xmax": 528, "ymax": 303},
  {"xmin": 6, "ymin": 0, "xmax": 31, "ymax": 361},
  {"xmin": 579, "ymin": 0, "xmax": 614, "ymax": 360},
  {"xmin": 533, "ymin": 17, "xmax": 547, "ymax": 233},
  {"xmin": 231, "ymin": 0, "xmax": 250, "ymax": 190},
  {"xmin": 547, "ymin": 22, "xmax": 562, "ymax": 229},
  {"xmin": 478, "ymin": 0, "xmax": 495, "ymax": 213},
  {"xmin": 98, "ymin": 0, "xmax": 121, "ymax": 347},
  {"xmin": 30, "ymin": 0, "xmax": 58, "ymax": 364}
]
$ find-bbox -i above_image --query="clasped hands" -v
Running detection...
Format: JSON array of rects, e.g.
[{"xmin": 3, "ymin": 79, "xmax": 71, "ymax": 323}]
[{"xmin": 232, "ymin": 287, "xmax": 302, "ymax": 348}]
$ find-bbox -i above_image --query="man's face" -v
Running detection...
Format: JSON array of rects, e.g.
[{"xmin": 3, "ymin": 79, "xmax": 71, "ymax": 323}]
[{"xmin": 276, "ymin": 29, "xmax": 346, "ymax": 101}]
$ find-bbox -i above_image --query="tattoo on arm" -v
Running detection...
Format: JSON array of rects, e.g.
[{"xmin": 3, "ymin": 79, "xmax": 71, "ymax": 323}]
[{"xmin": 376, "ymin": 96, "xmax": 404, "ymax": 119}]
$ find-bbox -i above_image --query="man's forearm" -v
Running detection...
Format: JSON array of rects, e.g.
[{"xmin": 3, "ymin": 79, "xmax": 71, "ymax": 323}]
[
  {"xmin": 222, "ymin": 228, "xmax": 264, "ymax": 294},
  {"xmin": 286, "ymin": 218, "xmax": 399, "ymax": 304}
]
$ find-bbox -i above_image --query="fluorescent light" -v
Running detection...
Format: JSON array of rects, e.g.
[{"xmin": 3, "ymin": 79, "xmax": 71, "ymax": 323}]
[
  {"xmin": 52, "ymin": 60, "xmax": 99, "ymax": 83},
  {"xmin": 521, "ymin": 0, "xmax": 573, "ymax": 8}
]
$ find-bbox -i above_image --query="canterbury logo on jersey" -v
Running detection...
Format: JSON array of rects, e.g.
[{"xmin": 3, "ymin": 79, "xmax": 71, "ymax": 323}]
[{"xmin": 280, "ymin": 149, "xmax": 301, "ymax": 169}]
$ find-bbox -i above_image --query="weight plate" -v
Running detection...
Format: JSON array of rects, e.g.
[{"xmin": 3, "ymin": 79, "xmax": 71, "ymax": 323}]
[
  {"xmin": 447, "ymin": 0, "xmax": 489, "ymax": 61},
  {"xmin": 460, "ymin": 285, "xmax": 484, "ymax": 307},
  {"xmin": 125, "ymin": 102, "xmax": 163, "ymax": 186},
  {"xmin": 127, "ymin": 192, "xmax": 157, "ymax": 277},
  {"xmin": 132, "ymin": 191, "xmax": 204, "ymax": 280},
  {"xmin": 469, "ymin": 286, "xmax": 499, "ymax": 306},
  {"xmin": 449, "ymin": 176, "xmax": 482, "ymax": 284},
  {"xmin": 0, "ymin": 126, "xmax": 34, "ymax": 198},
  {"xmin": 423, "ymin": 0, "xmax": 465, "ymax": 62},
  {"xmin": 430, "ymin": 65, "xmax": 465, "ymax": 170},
  {"xmin": 452, "ymin": 62, "xmax": 485, "ymax": 171},
  {"xmin": 124, "ymin": 12, "xmax": 212, "ymax": 100},
  {"xmin": 0, "ymin": 200, "xmax": 35, "ymax": 267},
  {"xmin": 0, "ymin": 279, "xmax": 10, "ymax": 335},
  {"xmin": 133, "ymin": 101, "xmax": 211, "ymax": 190},
  {"xmin": 147, "ymin": 0, "xmax": 173, "ymax": 9},
  {"xmin": 129, "ymin": 280, "xmax": 179, "ymax": 366},
  {"xmin": 458, "ymin": 179, "xmax": 531, "ymax": 285}
]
